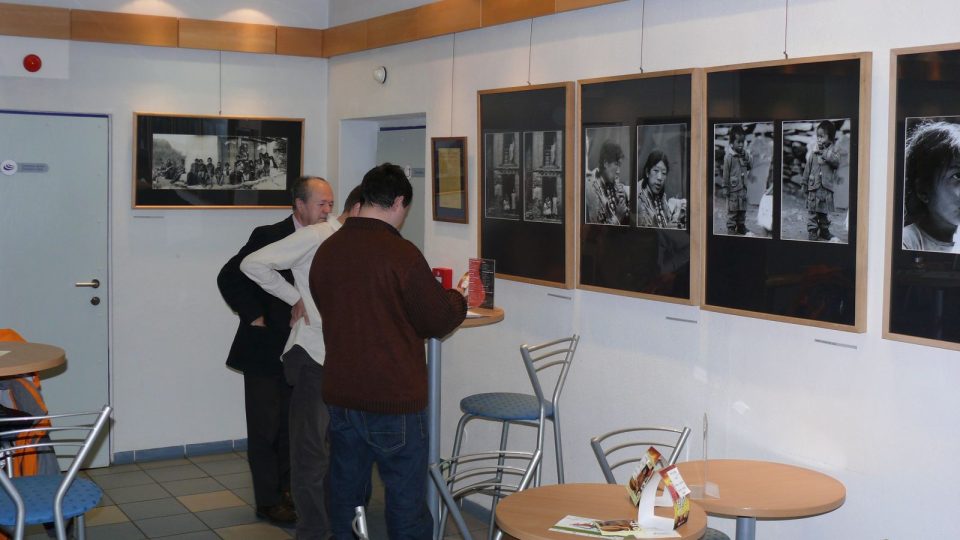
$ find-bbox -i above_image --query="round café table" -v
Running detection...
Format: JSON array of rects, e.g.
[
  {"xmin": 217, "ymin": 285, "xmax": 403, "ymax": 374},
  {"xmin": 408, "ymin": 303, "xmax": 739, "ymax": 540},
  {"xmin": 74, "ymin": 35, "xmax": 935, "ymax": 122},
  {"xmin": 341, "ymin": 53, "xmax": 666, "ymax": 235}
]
[
  {"xmin": 676, "ymin": 460, "xmax": 845, "ymax": 540},
  {"xmin": 0, "ymin": 342, "xmax": 65, "ymax": 376},
  {"xmin": 495, "ymin": 483, "xmax": 707, "ymax": 540},
  {"xmin": 427, "ymin": 306, "xmax": 504, "ymax": 535}
]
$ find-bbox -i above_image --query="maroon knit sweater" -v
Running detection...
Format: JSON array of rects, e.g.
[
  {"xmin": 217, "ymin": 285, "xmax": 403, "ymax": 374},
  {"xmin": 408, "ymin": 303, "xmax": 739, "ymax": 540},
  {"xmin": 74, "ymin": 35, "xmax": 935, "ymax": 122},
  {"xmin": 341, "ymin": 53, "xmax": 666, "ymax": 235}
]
[{"xmin": 309, "ymin": 217, "xmax": 468, "ymax": 414}]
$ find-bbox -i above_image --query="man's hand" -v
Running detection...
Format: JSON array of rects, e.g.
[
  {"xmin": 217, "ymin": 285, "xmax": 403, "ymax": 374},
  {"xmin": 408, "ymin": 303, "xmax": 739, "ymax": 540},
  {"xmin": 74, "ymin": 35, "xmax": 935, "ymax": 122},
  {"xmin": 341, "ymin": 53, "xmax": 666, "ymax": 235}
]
[
  {"xmin": 250, "ymin": 316, "xmax": 266, "ymax": 327},
  {"xmin": 291, "ymin": 299, "xmax": 310, "ymax": 327}
]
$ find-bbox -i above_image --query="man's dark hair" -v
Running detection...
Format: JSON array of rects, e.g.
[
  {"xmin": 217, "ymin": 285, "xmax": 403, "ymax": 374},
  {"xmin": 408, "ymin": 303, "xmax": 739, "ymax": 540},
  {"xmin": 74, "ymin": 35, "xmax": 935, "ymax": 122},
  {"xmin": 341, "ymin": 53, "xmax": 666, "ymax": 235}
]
[
  {"xmin": 598, "ymin": 140, "xmax": 624, "ymax": 168},
  {"xmin": 290, "ymin": 176, "xmax": 326, "ymax": 209},
  {"xmin": 360, "ymin": 163, "xmax": 413, "ymax": 209},
  {"xmin": 817, "ymin": 120, "xmax": 837, "ymax": 142},
  {"xmin": 904, "ymin": 121, "xmax": 960, "ymax": 225},
  {"xmin": 343, "ymin": 185, "xmax": 364, "ymax": 213}
]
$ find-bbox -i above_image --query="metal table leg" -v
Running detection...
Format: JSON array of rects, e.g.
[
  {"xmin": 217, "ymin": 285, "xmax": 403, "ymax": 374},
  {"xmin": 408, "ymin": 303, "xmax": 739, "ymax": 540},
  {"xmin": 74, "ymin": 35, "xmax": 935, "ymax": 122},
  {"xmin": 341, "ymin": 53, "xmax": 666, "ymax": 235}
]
[
  {"xmin": 735, "ymin": 516, "xmax": 756, "ymax": 540},
  {"xmin": 427, "ymin": 337, "xmax": 442, "ymax": 538}
]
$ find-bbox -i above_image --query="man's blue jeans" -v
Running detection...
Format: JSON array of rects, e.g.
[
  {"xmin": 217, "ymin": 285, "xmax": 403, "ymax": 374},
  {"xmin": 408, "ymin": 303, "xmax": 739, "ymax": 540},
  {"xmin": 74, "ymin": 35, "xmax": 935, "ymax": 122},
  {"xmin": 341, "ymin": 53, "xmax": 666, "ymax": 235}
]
[{"xmin": 327, "ymin": 405, "xmax": 432, "ymax": 540}]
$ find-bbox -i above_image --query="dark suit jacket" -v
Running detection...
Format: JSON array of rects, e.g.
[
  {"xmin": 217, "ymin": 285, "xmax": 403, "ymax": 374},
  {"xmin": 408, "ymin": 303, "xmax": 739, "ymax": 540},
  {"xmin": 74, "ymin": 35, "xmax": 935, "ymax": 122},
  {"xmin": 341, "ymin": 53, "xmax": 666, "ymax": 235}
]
[{"xmin": 217, "ymin": 216, "xmax": 296, "ymax": 376}]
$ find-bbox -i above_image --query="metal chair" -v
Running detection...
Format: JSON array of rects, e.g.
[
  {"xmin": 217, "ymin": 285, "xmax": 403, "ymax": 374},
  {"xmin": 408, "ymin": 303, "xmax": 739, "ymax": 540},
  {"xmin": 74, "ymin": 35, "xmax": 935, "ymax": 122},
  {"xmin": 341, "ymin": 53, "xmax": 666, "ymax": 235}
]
[
  {"xmin": 430, "ymin": 449, "xmax": 541, "ymax": 540},
  {"xmin": 351, "ymin": 506, "xmax": 369, "ymax": 540},
  {"xmin": 451, "ymin": 335, "xmax": 578, "ymax": 486},
  {"xmin": 590, "ymin": 426, "xmax": 730, "ymax": 540},
  {"xmin": 0, "ymin": 405, "xmax": 112, "ymax": 540}
]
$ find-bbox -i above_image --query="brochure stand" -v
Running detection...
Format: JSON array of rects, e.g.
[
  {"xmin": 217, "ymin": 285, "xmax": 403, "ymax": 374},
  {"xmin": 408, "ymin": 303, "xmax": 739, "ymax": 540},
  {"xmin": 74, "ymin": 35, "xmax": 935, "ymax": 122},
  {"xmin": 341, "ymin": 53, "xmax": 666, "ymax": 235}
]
[{"xmin": 688, "ymin": 413, "xmax": 719, "ymax": 499}]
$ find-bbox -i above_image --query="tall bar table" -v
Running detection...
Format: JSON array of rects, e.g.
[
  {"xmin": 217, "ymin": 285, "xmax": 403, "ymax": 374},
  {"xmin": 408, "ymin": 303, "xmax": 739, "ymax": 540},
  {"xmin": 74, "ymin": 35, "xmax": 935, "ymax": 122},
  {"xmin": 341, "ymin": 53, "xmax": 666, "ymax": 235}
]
[
  {"xmin": 427, "ymin": 306, "xmax": 504, "ymax": 535},
  {"xmin": 0, "ymin": 341, "xmax": 66, "ymax": 376}
]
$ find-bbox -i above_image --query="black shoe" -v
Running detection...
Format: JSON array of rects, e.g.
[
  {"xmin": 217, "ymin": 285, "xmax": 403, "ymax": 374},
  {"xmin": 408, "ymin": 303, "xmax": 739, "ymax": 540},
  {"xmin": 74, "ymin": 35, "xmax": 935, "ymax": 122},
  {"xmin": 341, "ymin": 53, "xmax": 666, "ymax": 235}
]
[
  {"xmin": 256, "ymin": 503, "xmax": 298, "ymax": 525},
  {"xmin": 808, "ymin": 231, "xmax": 820, "ymax": 241},
  {"xmin": 819, "ymin": 229, "xmax": 834, "ymax": 241},
  {"xmin": 282, "ymin": 490, "xmax": 296, "ymax": 511}
]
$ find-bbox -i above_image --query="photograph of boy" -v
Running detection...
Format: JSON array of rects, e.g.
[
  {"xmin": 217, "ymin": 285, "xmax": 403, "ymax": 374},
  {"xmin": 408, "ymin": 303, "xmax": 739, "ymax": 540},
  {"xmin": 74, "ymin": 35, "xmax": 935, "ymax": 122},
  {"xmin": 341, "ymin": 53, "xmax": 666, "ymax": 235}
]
[
  {"xmin": 781, "ymin": 118, "xmax": 851, "ymax": 243},
  {"xmin": 712, "ymin": 121, "xmax": 774, "ymax": 238},
  {"xmin": 584, "ymin": 125, "xmax": 631, "ymax": 226},
  {"xmin": 484, "ymin": 131, "xmax": 521, "ymax": 220},
  {"xmin": 635, "ymin": 123, "xmax": 688, "ymax": 230},
  {"xmin": 902, "ymin": 117, "xmax": 960, "ymax": 253},
  {"xmin": 523, "ymin": 130, "xmax": 563, "ymax": 224}
]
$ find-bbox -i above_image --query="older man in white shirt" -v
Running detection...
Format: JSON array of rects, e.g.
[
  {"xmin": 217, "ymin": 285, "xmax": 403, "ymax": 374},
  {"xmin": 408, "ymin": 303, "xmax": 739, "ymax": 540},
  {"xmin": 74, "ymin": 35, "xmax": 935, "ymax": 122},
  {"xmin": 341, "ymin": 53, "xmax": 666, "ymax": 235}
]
[{"xmin": 241, "ymin": 185, "xmax": 363, "ymax": 540}]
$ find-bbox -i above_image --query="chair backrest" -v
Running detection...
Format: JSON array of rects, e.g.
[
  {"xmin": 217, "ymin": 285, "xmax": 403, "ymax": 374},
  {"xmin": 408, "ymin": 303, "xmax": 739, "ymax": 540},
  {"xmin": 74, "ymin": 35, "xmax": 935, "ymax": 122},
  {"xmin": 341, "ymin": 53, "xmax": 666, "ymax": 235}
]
[
  {"xmin": 351, "ymin": 506, "xmax": 369, "ymax": 540},
  {"xmin": 590, "ymin": 426, "xmax": 691, "ymax": 484},
  {"xmin": 520, "ymin": 334, "xmax": 579, "ymax": 412},
  {"xmin": 429, "ymin": 449, "xmax": 542, "ymax": 540},
  {"xmin": 0, "ymin": 405, "xmax": 112, "ymax": 540}
]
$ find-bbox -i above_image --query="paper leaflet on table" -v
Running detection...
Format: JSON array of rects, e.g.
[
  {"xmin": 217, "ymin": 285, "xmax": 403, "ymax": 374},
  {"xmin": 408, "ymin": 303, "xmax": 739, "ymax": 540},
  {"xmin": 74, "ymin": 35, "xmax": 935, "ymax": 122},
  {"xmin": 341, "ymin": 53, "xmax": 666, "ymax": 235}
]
[
  {"xmin": 549, "ymin": 516, "xmax": 679, "ymax": 538},
  {"xmin": 626, "ymin": 447, "xmax": 663, "ymax": 505},
  {"xmin": 636, "ymin": 465, "xmax": 690, "ymax": 531},
  {"xmin": 465, "ymin": 257, "xmax": 494, "ymax": 308}
]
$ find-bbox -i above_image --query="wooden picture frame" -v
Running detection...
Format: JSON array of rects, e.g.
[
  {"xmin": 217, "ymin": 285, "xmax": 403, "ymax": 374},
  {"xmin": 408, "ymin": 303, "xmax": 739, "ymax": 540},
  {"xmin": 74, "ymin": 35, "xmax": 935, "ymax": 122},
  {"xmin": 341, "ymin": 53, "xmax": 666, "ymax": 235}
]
[
  {"xmin": 477, "ymin": 82, "xmax": 575, "ymax": 289},
  {"xmin": 701, "ymin": 53, "xmax": 871, "ymax": 332},
  {"xmin": 133, "ymin": 112, "xmax": 304, "ymax": 209},
  {"xmin": 431, "ymin": 136, "xmax": 468, "ymax": 223},
  {"xmin": 577, "ymin": 69, "xmax": 703, "ymax": 304},
  {"xmin": 884, "ymin": 43, "xmax": 960, "ymax": 350}
]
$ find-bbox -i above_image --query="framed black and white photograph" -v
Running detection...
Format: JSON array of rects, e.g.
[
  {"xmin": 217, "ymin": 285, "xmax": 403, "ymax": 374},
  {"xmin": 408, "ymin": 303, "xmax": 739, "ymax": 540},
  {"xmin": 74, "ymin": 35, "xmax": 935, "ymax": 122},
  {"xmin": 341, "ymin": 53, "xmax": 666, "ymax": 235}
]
[
  {"xmin": 483, "ymin": 131, "xmax": 521, "ymax": 221},
  {"xmin": 636, "ymin": 123, "xmax": 688, "ymax": 230},
  {"xmin": 578, "ymin": 70, "xmax": 699, "ymax": 303},
  {"xmin": 781, "ymin": 118, "xmax": 852, "ymax": 244},
  {"xmin": 431, "ymin": 136, "xmax": 468, "ymax": 224},
  {"xmin": 134, "ymin": 113, "xmax": 303, "ymax": 208},
  {"xmin": 523, "ymin": 130, "xmax": 564, "ymax": 224},
  {"xmin": 712, "ymin": 121, "xmax": 774, "ymax": 239},
  {"xmin": 584, "ymin": 125, "xmax": 631, "ymax": 227},
  {"xmin": 704, "ymin": 54, "xmax": 870, "ymax": 331},
  {"xmin": 885, "ymin": 44, "xmax": 960, "ymax": 349},
  {"xmin": 478, "ymin": 83, "xmax": 574, "ymax": 288}
]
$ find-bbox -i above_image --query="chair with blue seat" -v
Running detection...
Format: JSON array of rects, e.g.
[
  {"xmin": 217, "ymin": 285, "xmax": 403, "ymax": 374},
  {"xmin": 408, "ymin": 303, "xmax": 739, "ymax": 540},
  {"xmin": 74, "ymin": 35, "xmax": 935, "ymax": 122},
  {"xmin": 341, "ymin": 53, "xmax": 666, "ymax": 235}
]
[
  {"xmin": 451, "ymin": 335, "xmax": 579, "ymax": 486},
  {"xmin": 0, "ymin": 405, "xmax": 112, "ymax": 540},
  {"xmin": 590, "ymin": 426, "xmax": 730, "ymax": 540}
]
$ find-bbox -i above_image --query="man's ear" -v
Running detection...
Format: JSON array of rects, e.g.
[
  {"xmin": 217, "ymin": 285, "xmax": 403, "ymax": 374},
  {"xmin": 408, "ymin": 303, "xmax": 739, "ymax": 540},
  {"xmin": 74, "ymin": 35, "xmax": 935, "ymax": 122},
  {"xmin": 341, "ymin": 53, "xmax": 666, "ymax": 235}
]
[
  {"xmin": 393, "ymin": 195, "xmax": 405, "ymax": 211},
  {"xmin": 350, "ymin": 202, "xmax": 362, "ymax": 216}
]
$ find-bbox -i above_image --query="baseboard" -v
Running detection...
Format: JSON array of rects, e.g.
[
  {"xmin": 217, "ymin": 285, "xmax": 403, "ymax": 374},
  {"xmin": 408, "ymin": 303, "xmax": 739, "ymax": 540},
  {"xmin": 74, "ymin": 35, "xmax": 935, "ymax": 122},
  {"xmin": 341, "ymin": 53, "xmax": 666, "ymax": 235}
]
[{"xmin": 112, "ymin": 438, "xmax": 247, "ymax": 464}]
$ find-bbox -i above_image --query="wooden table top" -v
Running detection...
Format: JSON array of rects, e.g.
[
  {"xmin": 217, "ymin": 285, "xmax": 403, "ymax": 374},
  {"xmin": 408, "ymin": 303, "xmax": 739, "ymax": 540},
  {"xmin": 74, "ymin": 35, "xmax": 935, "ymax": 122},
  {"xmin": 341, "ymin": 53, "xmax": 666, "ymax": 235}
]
[
  {"xmin": 460, "ymin": 306, "xmax": 504, "ymax": 329},
  {"xmin": 0, "ymin": 341, "xmax": 66, "ymax": 376},
  {"xmin": 495, "ymin": 483, "xmax": 707, "ymax": 540},
  {"xmin": 675, "ymin": 460, "xmax": 845, "ymax": 520}
]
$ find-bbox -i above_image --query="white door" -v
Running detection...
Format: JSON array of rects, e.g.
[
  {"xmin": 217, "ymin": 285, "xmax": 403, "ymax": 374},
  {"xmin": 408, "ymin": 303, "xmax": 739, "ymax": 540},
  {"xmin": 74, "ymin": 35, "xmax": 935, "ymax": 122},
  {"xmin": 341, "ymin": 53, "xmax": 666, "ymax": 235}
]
[{"xmin": 0, "ymin": 110, "xmax": 110, "ymax": 467}]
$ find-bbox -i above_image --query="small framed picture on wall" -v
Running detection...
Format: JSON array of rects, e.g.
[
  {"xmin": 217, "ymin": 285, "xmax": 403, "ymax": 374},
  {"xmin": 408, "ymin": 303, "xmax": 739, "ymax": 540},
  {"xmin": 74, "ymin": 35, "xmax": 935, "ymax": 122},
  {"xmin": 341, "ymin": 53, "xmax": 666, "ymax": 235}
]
[{"xmin": 431, "ymin": 136, "xmax": 468, "ymax": 223}]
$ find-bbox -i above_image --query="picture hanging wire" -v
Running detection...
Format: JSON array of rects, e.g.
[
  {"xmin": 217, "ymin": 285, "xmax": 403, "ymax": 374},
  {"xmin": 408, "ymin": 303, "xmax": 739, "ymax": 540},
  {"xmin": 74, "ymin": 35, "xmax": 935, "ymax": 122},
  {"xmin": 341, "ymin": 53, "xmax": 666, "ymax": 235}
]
[
  {"xmin": 450, "ymin": 33, "xmax": 456, "ymax": 136},
  {"xmin": 639, "ymin": 0, "xmax": 645, "ymax": 73},
  {"xmin": 218, "ymin": 51, "xmax": 223, "ymax": 116},
  {"xmin": 783, "ymin": 0, "xmax": 790, "ymax": 59},
  {"xmin": 526, "ymin": 18, "xmax": 534, "ymax": 85}
]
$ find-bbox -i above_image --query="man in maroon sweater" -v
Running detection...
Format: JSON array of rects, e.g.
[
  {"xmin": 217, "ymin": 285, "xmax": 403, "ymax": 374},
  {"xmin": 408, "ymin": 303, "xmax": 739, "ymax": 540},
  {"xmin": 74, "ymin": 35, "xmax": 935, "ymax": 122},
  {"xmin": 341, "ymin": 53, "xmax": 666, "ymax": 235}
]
[{"xmin": 310, "ymin": 163, "xmax": 467, "ymax": 539}]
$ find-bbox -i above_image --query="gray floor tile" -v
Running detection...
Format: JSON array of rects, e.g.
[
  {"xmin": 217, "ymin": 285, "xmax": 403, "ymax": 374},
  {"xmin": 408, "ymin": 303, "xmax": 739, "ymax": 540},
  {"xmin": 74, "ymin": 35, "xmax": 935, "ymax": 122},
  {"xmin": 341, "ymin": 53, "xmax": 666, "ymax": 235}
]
[
  {"xmin": 86, "ymin": 521, "xmax": 146, "ymax": 540},
  {"xmin": 195, "ymin": 459, "xmax": 249, "ymax": 476},
  {"xmin": 93, "ymin": 470, "xmax": 157, "ymax": 489},
  {"xmin": 154, "ymin": 532, "xmax": 221, "ymax": 539},
  {"xmin": 97, "ymin": 492, "xmax": 114, "ymax": 507},
  {"xmin": 106, "ymin": 483, "xmax": 172, "ymax": 504},
  {"xmin": 214, "ymin": 472, "xmax": 252, "ymax": 489},
  {"xmin": 89, "ymin": 463, "xmax": 142, "ymax": 476},
  {"xmin": 119, "ymin": 497, "xmax": 190, "ymax": 520},
  {"xmin": 162, "ymin": 477, "xmax": 227, "ymax": 497},
  {"xmin": 139, "ymin": 458, "xmax": 193, "ymax": 470},
  {"xmin": 146, "ymin": 464, "xmax": 209, "ymax": 482},
  {"xmin": 194, "ymin": 505, "xmax": 260, "ymax": 529},
  {"xmin": 231, "ymin": 486, "xmax": 256, "ymax": 506},
  {"xmin": 188, "ymin": 453, "xmax": 243, "ymax": 464},
  {"xmin": 135, "ymin": 513, "xmax": 208, "ymax": 538}
]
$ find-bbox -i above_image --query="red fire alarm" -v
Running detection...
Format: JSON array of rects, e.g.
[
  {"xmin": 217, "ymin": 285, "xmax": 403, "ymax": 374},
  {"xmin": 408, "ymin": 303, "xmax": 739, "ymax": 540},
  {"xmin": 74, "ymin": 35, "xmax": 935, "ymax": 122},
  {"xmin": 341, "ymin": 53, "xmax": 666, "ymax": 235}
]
[{"xmin": 22, "ymin": 54, "xmax": 42, "ymax": 73}]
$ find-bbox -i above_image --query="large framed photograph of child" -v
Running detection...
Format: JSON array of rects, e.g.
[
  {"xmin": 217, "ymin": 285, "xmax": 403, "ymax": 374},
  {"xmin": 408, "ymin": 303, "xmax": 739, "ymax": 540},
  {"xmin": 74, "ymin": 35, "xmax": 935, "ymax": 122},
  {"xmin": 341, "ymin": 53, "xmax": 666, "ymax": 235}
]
[
  {"xmin": 133, "ymin": 113, "xmax": 303, "ymax": 209},
  {"xmin": 478, "ymin": 83, "xmax": 575, "ymax": 288},
  {"xmin": 885, "ymin": 44, "xmax": 960, "ymax": 350},
  {"xmin": 703, "ymin": 54, "xmax": 870, "ymax": 332},
  {"xmin": 578, "ymin": 69, "xmax": 700, "ymax": 303}
]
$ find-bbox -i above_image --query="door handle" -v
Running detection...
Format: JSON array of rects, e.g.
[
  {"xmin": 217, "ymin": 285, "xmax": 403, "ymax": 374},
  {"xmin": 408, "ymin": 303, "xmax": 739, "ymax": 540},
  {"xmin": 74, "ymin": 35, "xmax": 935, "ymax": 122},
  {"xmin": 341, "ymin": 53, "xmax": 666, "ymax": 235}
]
[{"xmin": 75, "ymin": 279, "xmax": 100, "ymax": 289}]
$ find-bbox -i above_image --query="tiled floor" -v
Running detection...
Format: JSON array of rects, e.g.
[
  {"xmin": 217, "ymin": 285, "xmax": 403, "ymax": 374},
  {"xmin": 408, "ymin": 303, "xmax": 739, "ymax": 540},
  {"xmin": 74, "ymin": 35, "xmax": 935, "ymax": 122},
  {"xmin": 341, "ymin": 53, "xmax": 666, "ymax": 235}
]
[{"xmin": 28, "ymin": 451, "xmax": 488, "ymax": 539}]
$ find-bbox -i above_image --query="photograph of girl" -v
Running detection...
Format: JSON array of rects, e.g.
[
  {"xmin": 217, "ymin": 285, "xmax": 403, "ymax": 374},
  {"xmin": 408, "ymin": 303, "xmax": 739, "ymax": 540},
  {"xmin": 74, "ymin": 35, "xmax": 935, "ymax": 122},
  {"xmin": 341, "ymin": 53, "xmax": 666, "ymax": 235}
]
[
  {"xmin": 636, "ymin": 123, "xmax": 688, "ymax": 230},
  {"xmin": 902, "ymin": 117, "xmax": 960, "ymax": 253}
]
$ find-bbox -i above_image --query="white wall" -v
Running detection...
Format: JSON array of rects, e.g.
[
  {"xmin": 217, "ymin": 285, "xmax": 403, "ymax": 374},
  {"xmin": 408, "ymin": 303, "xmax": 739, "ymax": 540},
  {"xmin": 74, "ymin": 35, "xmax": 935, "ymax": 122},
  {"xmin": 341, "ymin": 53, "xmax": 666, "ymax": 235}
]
[
  {"xmin": 0, "ymin": 0, "xmax": 328, "ymax": 453},
  {"xmin": 327, "ymin": 0, "xmax": 960, "ymax": 537}
]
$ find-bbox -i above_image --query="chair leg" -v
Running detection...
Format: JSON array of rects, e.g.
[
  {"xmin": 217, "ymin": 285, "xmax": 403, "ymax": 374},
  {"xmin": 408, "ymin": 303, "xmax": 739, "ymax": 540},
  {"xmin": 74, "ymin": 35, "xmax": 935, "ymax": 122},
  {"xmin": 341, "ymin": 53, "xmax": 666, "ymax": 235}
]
[
  {"xmin": 552, "ymin": 412, "xmax": 564, "ymax": 484},
  {"xmin": 77, "ymin": 515, "xmax": 86, "ymax": 540},
  {"xmin": 487, "ymin": 421, "xmax": 510, "ymax": 540}
]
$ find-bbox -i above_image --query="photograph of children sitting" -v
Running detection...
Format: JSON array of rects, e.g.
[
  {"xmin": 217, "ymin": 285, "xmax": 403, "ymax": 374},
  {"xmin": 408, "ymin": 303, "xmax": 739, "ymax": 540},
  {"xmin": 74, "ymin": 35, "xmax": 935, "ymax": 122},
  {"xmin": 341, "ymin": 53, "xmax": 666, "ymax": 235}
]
[
  {"xmin": 781, "ymin": 118, "xmax": 851, "ymax": 243},
  {"xmin": 902, "ymin": 117, "xmax": 960, "ymax": 253},
  {"xmin": 151, "ymin": 135, "xmax": 287, "ymax": 190}
]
